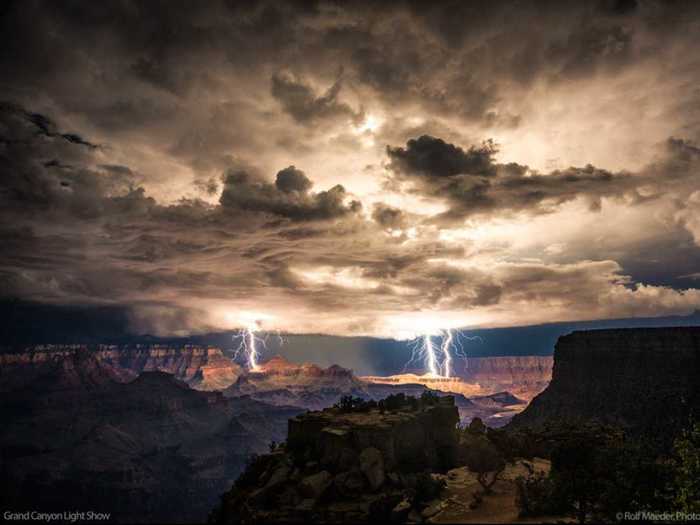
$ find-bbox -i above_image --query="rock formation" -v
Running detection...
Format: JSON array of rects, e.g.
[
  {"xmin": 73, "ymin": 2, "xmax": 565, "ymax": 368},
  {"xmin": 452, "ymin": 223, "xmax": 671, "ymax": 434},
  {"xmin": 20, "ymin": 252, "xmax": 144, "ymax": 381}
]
[
  {"xmin": 0, "ymin": 344, "xmax": 243, "ymax": 391},
  {"xmin": 226, "ymin": 355, "xmax": 531, "ymax": 426},
  {"xmin": 225, "ymin": 355, "xmax": 367, "ymax": 410},
  {"xmin": 459, "ymin": 356, "xmax": 553, "ymax": 401},
  {"xmin": 214, "ymin": 394, "xmax": 462, "ymax": 524},
  {"xmin": 509, "ymin": 328, "xmax": 700, "ymax": 442},
  {"xmin": 0, "ymin": 349, "xmax": 301, "ymax": 523}
]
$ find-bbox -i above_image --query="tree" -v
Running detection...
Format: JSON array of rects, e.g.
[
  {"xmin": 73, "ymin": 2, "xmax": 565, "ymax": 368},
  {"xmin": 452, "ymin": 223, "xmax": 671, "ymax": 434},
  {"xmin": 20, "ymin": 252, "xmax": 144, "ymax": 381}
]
[
  {"xmin": 464, "ymin": 437, "xmax": 506, "ymax": 494},
  {"xmin": 670, "ymin": 422, "xmax": 700, "ymax": 513}
]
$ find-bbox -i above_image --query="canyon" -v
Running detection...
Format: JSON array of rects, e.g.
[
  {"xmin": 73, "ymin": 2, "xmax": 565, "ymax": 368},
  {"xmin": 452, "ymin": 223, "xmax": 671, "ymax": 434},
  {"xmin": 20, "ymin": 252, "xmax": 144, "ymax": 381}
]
[
  {"xmin": 0, "ymin": 343, "xmax": 552, "ymax": 522},
  {"xmin": 3, "ymin": 326, "xmax": 699, "ymax": 523},
  {"xmin": 0, "ymin": 349, "xmax": 300, "ymax": 523}
]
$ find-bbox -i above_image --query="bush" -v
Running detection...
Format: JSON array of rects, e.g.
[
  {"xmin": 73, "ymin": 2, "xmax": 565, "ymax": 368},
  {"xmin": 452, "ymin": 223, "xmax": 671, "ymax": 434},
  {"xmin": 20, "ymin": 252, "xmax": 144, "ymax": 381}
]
[
  {"xmin": 379, "ymin": 393, "xmax": 408, "ymax": 412},
  {"xmin": 516, "ymin": 471, "xmax": 564, "ymax": 517},
  {"xmin": 420, "ymin": 390, "xmax": 440, "ymax": 406},
  {"xmin": 464, "ymin": 437, "xmax": 506, "ymax": 493},
  {"xmin": 411, "ymin": 472, "xmax": 446, "ymax": 506},
  {"xmin": 670, "ymin": 422, "xmax": 700, "ymax": 513},
  {"xmin": 335, "ymin": 395, "xmax": 375, "ymax": 413}
]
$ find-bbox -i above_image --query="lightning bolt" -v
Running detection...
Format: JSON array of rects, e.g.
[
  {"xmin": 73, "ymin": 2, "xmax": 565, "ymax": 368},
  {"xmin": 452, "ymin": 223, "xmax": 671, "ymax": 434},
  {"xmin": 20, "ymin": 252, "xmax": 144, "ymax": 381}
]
[
  {"xmin": 402, "ymin": 328, "xmax": 483, "ymax": 378},
  {"xmin": 231, "ymin": 320, "xmax": 287, "ymax": 372},
  {"xmin": 440, "ymin": 329, "xmax": 453, "ymax": 377},
  {"xmin": 424, "ymin": 334, "xmax": 439, "ymax": 376},
  {"xmin": 451, "ymin": 332, "xmax": 484, "ymax": 372},
  {"xmin": 232, "ymin": 321, "xmax": 263, "ymax": 371}
]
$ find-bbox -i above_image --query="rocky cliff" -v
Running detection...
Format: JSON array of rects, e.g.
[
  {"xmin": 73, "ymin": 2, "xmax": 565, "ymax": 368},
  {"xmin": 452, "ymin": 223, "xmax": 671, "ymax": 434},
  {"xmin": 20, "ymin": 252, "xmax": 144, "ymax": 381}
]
[
  {"xmin": 0, "ymin": 344, "xmax": 242, "ymax": 391},
  {"xmin": 459, "ymin": 356, "xmax": 553, "ymax": 401},
  {"xmin": 224, "ymin": 355, "xmax": 367, "ymax": 410},
  {"xmin": 509, "ymin": 328, "xmax": 700, "ymax": 440},
  {"xmin": 214, "ymin": 395, "xmax": 461, "ymax": 524}
]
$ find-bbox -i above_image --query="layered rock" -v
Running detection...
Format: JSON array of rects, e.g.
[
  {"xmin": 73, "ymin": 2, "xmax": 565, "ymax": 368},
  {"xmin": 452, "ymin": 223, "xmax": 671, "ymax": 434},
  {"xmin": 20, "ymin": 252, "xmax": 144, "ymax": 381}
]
[
  {"xmin": 509, "ymin": 328, "xmax": 700, "ymax": 441},
  {"xmin": 0, "ymin": 344, "xmax": 242, "ymax": 391},
  {"xmin": 287, "ymin": 396, "xmax": 460, "ymax": 473},
  {"xmin": 0, "ymin": 350, "xmax": 301, "ymax": 523},
  {"xmin": 214, "ymin": 395, "xmax": 461, "ymax": 524},
  {"xmin": 225, "ymin": 355, "xmax": 367, "ymax": 410},
  {"xmin": 459, "ymin": 356, "xmax": 553, "ymax": 401}
]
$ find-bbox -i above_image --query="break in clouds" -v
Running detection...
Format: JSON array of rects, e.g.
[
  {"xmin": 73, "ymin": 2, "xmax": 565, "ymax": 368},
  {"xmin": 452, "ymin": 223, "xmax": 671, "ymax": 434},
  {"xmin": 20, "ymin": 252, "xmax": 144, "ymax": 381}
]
[{"xmin": 2, "ymin": 0, "xmax": 700, "ymax": 338}]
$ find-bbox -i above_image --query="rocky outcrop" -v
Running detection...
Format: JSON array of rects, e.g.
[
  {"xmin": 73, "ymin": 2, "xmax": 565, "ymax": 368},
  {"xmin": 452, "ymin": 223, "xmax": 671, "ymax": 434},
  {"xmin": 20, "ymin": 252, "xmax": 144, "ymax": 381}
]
[
  {"xmin": 225, "ymin": 355, "xmax": 368, "ymax": 410},
  {"xmin": 509, "ymin": 328, "xmax": 700, "ymax": 441},
  {"xmin": 0, "ymin": 344, "xmax": 242, "ymax": 391},
  {"xmin": 288, "ymin": 396, "xmax": 460, "ymax": 473},
  {"xmin": 214, "ymin": 395, "xmax": 461, "ymax": 524}
]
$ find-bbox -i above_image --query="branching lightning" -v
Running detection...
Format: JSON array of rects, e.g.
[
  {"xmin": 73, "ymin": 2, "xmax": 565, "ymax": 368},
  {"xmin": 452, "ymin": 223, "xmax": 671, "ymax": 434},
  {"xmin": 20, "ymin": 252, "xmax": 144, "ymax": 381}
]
[
  {"xmin": 440, "ymin": 329, "xmax": 453, "ymax": 377},
  {"xmin": 231, "ymin": 319, "xmax": 286, "ymax": 371},
  {"xmin": 403, "ymin": 329, "xmax": 483, "ymax": 377}
]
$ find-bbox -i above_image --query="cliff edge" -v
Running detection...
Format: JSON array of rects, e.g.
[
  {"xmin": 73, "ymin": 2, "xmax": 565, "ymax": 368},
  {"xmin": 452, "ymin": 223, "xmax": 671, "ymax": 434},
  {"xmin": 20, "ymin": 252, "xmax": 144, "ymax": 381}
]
[{"xmin": 509, "ymin": 327, "xmax": 700, "ymax": 439}]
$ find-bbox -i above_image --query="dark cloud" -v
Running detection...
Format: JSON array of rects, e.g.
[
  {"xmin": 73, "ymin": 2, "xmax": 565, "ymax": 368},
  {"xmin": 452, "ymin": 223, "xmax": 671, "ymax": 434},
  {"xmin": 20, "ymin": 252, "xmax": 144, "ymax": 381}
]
[
  {"xmin": 0, "ymin": 102, "xmax": 97, "ymax": 149},
  {"xmin": 219, "ymin": 167, "xmax": 361, "ymax": 221},
  {"xmin": 372, "ymin": 203, "xmax": 406, "ymax": 229},
  {"xmin": 275, "ymin": 165, "xmax": 313, "ymax": 193},
  {"xmin": 271, "ymin": 71, "xmax": 356, "ymax": 124},
  {"xmin": 1, "ymin": 2, "xmax": 700, "ymax": 336},
  {"xmin": 387, "ymin": 135, "xmax": 498, "ymax": 178},
  {"xmin": 386, "ymin": 135, "xmax": 700, "ymax": 223}
]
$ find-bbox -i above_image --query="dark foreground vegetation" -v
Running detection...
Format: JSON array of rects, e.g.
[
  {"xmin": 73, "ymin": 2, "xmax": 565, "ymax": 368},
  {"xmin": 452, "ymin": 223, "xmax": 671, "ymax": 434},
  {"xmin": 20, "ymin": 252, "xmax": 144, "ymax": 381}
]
[
  {"xmin": 213, "ymin": 391, "xmax": 700, "ymax": 524},
  {"xmin": 504, "ymin": 420, "xmax": 700, "ymax": 522}
]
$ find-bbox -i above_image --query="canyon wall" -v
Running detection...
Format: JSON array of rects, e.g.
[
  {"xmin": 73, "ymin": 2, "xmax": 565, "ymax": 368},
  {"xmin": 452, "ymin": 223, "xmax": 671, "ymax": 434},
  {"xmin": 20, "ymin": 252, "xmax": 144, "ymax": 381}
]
[
  {"xmin": 0, "ymin": 344, "xmax": 242, "ymax": 391},
  {"xmin": 459, "ymin": 356, "xmax": 553, "ymax": 401},
  {"xmin": 0, "ymin": 349, "xmax": 301, "ymax": 523},
  {"xmin": 509, "ymin": 327, "xmax": 700, "ymax": 439}
]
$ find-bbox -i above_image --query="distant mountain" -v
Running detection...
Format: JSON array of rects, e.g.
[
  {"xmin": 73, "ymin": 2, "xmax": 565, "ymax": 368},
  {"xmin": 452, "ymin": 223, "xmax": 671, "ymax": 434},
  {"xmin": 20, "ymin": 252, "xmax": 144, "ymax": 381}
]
[
  {"xmin": 225, "ymin": 355, "xmax": 530, "ymax": 427},
  {"xmin": 0, "ymin": 344, "xmax": 243, "ymax": 391}
]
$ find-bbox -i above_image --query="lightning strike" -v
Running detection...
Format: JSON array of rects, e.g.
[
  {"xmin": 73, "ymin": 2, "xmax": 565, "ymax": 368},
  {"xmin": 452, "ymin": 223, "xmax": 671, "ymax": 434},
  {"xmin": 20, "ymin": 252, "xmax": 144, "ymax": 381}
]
[
  {"xmin": 232, "ymin": 319, "xmax": 265, "ymax": 371},
  {"xmin": 440, "ymin": 329, "xmax": 453, "ymax": 377},
  {"xmin": 424, "ymin": 334, "xmax": 439, "ymax": 376},
  {"xmin": 403, "ymin": 328, "xmax": 482, "ymax": 378}
]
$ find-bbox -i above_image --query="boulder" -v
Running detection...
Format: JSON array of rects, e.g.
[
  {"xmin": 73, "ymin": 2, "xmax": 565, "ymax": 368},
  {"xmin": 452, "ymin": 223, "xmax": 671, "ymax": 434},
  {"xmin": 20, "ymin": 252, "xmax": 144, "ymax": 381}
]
[
  {"xmin": 391, "ymin": 499, "xmax": 411, "ymax": 523},
  {"xmin": 421, "ymin": 499, "xmax": 445, "ymax": 519},
  {"xmin": 300, "ymin": 470, "xmax": 332, "ymax": 499},
  {"xmin": 264, "ymin": 465, "xmax": 290, "ymax": 490},
  {"xmin": 333, "ymin": 469, "xmax": 366, "ymax": 497},
  {"xmin": 359, "ymin": 447, "xmax": 385, "ymax": 490}
]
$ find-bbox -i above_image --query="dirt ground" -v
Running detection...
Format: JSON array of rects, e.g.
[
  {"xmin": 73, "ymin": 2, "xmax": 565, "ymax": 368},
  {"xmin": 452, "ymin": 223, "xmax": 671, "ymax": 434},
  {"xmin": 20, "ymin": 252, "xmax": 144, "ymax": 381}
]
[{"xmin": 428, "ymin": 458, "xmax": 569, "ymax": 524}]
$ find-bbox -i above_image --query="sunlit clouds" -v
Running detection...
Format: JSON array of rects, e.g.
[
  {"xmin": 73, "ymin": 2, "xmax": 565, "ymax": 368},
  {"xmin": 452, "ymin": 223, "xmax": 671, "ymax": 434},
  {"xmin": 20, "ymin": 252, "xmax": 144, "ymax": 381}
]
[{"xmin": 1, "ymin": 1, "xmax": 700, "ymax": 338}]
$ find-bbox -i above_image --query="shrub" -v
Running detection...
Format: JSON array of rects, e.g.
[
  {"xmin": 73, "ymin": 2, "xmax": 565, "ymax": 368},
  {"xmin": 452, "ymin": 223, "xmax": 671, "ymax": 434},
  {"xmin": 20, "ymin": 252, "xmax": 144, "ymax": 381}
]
[
  {"xmin": 670, "ymin": 422, "xmax": 700, "ymax": 513},
  {"xmin": 516, "ymin": 471, "xmax": 564, "ymax": 517},
  {"xmin": 464, "ymin": 438, "xmax": 506, "ymax": 493},
  {"xmin": 335, "ymin": 395, "xmax": 375, "ymax": 413},
  {"xmin": 411, "ymin": 472, "xmax": 446, "ymax": 506},
  {"xmin": 420, "ymin": 390, "xmax": 440, "ymax": 406}
]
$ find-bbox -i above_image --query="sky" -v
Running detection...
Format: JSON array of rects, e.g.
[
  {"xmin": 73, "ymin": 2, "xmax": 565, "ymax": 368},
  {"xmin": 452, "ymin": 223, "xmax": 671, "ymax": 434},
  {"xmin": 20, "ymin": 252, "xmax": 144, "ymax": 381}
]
[{"xmin": 2, "ymin": 0, "xmax": 700, "ymax": 339}]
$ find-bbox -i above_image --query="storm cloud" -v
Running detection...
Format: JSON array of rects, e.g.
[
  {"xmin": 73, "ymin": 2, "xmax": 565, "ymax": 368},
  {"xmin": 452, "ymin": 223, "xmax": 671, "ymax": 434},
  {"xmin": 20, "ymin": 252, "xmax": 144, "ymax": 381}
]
[{"xmin": 1, "ymin": 1, "xmax": 700, "ymax": 337}]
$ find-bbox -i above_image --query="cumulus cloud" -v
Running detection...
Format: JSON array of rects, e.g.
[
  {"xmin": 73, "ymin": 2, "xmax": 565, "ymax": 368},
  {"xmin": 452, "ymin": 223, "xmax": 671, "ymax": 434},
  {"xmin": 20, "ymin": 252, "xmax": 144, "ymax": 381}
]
[
  {"xmin": 387, "ymin": 135, "xmax": 498, "ymax": 178},
  {"xmin": 219, "ymin": 166, "xmax": 361, "ymax": 221}
]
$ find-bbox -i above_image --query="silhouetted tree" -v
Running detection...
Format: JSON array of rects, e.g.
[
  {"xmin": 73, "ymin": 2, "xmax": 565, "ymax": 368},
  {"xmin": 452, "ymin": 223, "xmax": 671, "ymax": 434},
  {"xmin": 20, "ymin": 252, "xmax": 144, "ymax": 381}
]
[
  {"xmin": 670, "ymin": 422, "xmax": 700, "ymax": 512},
  {"xmin": 464, "ymin": 437, "xmax": 506, "ymax": 494}
]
